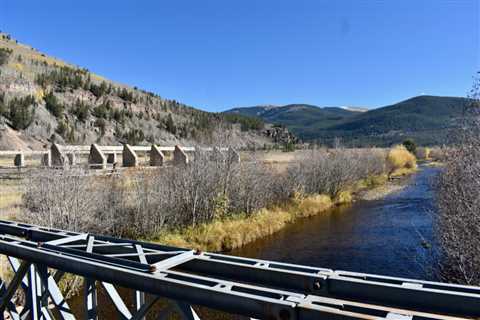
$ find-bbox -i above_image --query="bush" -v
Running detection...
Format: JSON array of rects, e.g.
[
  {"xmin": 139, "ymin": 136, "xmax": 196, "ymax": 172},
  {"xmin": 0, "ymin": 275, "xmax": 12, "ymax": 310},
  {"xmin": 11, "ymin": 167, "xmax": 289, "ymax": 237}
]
[
  {"xmin": 44, "ymin": 92, "xmax": 64, "ymax": 117},
  {"xmin": 24, "ymin": 147, "xmax": 389, "ymax": 240},
  {"xmin": 72, "ymin": 99, "xmax": 90, "ymax": 122},
  {"xmin": 122, "ymin": 128, "xmax": 145, "ymax": 145},
  {"xmin": 7, "ymin": 95, "xmax": 36, "ymax": 130},
  {"xmin": 386, "ymin": 145, "xmax": 416, "ymax": 174},
  {"xmin": 118, "ymin": 88, "xmax": 135, "ymax": 102},
  {"xmin": 89, "ymin": 82, "xmax": 110, "ymax": 98},
  {"xmin": 94, "ymin": 118, "xmax": 106, "ymax": 136},
  {"xmin": 92, "ymin": 100, "xmax": 111, "ymax": 119},
  {"xmin": 402, "ymin": 139, "xmax": 417, "ymax": 155},
  {"xmin": 0, "ymin": 47, "xmax": 12, "ymax": 66},
  {"xmin": 56, "ymin": 120, "xmax": 68, "ymax": 136},
  {"xmin": 435, "ymin": 77, "xmax": 480, "ymax": 285}
]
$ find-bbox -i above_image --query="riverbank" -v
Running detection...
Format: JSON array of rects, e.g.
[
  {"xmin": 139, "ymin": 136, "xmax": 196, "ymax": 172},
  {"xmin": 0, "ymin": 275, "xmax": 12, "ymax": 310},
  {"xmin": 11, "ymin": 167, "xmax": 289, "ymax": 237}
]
[{"xmin": 154, "ymin": 169, "xmax": 416, "ymax": 252}]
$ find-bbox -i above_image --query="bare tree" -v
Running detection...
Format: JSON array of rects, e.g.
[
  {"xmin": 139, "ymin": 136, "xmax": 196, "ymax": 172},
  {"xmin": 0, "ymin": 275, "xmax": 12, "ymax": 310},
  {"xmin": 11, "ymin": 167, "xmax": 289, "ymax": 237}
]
[{"xmin": 435, "ymin": 74, "xmax": 480, "ymax": 285}]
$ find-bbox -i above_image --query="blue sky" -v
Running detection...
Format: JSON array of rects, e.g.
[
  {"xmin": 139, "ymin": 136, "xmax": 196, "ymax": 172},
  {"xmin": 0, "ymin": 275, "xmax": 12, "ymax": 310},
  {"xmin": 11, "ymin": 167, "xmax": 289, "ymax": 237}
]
[{"xmin": 1, "ymin": 1, "xmax": 479, "ymax": 111}]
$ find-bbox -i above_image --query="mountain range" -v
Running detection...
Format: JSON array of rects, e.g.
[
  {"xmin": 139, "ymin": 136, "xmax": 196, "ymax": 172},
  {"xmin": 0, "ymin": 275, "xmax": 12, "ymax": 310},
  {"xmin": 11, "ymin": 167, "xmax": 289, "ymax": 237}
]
[{"xmin": 226, "ymin": 95, "xmax": 471, "ymax": 146}]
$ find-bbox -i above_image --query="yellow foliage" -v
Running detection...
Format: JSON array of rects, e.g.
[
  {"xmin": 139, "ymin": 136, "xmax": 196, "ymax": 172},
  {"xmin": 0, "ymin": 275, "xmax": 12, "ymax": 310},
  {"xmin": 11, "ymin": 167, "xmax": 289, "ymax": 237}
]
[
  {"xmin": 13, "ymin": 63, "xmax": 23, "ymax": 71},
  {"xmin": 387, "ymin": 145, "xmax": 417, "ymax": 174},
  {"xmin": 334, "ymin": 191, "xmax": 352, "ymax": 205},
  {"xmin": 35, "ymin": 88, "xmax": 45, "ymax": 101},
  {"xmin": 157, "ymin": 208, "xmax": 292, "ymax": 252},
  {"xmin": 360, "ymin": 174, "xmax": 388, "ymax": 189},
  {"xmin": 295, "ymin": 194, "xmax": 332, "ymax": 217}
]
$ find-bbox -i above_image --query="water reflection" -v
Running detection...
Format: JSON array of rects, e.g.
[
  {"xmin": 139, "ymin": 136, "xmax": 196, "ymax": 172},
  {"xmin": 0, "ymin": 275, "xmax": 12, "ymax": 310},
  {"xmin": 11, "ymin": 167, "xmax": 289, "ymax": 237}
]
[{"xmin": 231, "ymin": 166, "xmax": 439, "ymax": 280}]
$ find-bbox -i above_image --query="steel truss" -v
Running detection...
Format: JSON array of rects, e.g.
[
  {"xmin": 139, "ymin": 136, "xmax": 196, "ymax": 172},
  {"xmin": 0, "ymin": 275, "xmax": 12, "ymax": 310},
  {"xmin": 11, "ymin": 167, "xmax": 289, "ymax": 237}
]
[{"xmin": 0, "ymin": 220, "xmax": 479, "ymax": 320}]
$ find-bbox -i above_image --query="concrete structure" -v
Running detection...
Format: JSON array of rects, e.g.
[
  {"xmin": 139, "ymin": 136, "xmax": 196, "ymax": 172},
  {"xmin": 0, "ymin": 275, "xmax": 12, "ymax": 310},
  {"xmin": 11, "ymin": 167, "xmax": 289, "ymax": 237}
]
[
  {"xmin": 0, "ymin": 219, "xmax": 479, "ymax": 320},
  {"xmin": 13, "ymin": 152, "xmax": 24, "ymax": 167},
  {"xmin": 122, "ymin": 144, "xmax": 138, "ymax": 167},
  {"xmin": 229, "ymin": 148, "xmax": 241, "ymax": 163},
  {"xmin": 106, "ymin": 152, "xmax": 117, "ymax": 164},
  {"xmin": 88, "ymin": 144, "xmax": 107, "ymax": 169},
  {"xmin": 41, "ymin": 151, "xmax": 51, "ymax": 167},
  {"xmin": 150, "ymin": 144, "xmax": 165, "ymax": 166},
  {"xmin": 51, "ymin": 143, "xmax": 66, "ymax": 167},
  {"xmin": 174, "ymin": 145, "xmax": 189, "ymax": 165},
  {"xmin": 0, "ymin": 144, "xmax": 240, "ymax": 170}
]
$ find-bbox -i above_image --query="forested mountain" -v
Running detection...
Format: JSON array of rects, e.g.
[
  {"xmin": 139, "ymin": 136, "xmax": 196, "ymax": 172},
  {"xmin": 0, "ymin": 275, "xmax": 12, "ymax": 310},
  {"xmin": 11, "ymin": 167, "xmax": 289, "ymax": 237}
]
[
  {"xmin": 0, "ymin": 32, "xmax": 271, "ymax": 150},
  {"xmin": 226, "ymin": 96, "xmax": 471, "ymax": 146}
]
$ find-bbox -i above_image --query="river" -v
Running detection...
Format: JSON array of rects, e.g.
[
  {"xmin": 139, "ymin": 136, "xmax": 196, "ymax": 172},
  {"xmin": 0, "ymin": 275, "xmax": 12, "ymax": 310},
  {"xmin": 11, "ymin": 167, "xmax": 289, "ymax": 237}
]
[
  {"xmin": 69, "ymin": 166, "xmax": 441, "ymax": 317},
  {"xmin": 231, "ymin": 165, "xmax": 440, "ymax": 281}
]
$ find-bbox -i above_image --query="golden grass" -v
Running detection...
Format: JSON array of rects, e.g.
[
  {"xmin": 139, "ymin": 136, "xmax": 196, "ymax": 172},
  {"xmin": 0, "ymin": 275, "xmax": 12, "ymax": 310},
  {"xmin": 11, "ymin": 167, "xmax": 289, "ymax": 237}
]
[
  {"xmin": 155, "ymin": 193, "xmax": 338, "ymax": 252},
  {"xmin": 387, "ymin": 145, "xmax": 417, "ymax": 176},
  {"xmin": 334, "ymin": 191, "xmax": 353, "ymax": 205},
  {"xmin": 156, "ymin": 208, "xmax": 294, "ymax": 252},
  {"xmin": 358, "ymin": 174, "xmax": 389, "ymax": 189},
  {"xmin": 294, "ymin": 194, "xmax": 333, "ymax": 217}
]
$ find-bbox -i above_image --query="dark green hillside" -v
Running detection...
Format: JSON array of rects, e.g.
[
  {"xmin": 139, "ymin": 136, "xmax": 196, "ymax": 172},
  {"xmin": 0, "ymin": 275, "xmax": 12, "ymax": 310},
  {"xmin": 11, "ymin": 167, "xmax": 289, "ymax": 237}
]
[
  {"xmin": 227, "ymin": 104, "xmax": 360, "ymax": 137},
  {"xmin": 226, "ymin": 95, "xmax": 471, "ymax": 146}
]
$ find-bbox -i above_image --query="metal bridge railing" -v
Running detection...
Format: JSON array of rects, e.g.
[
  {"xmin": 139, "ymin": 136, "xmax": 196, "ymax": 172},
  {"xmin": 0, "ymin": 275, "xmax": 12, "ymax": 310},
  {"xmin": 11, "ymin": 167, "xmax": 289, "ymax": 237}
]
[{"xmin": 0, "ymin": 219, "xmax": 478, "ymax": 319}]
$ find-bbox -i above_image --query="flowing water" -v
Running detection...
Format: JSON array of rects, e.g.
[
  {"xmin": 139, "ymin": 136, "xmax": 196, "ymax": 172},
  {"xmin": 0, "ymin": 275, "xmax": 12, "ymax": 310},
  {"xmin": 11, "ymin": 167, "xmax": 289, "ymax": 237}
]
[
  {"xmin": 69, "ymin": 166, "xmax": 441, "ymax": 317},
  {"xmin": 231, "ymin": 166, "xmax": 440, "ymax": 280}
]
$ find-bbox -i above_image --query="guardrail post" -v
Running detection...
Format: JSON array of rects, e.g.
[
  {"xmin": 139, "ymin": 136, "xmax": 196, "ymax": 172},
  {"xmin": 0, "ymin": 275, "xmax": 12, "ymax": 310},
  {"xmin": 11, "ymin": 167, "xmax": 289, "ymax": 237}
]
[
  {"xmin": 150, "ymin": 144, "xmax": 165, "ymax": 166},
  {"xmin": 174, "ymin": 145, "xmax": 189, "ymax": 166},
  {"xmin": 14, "ymin": 152, "xmax": 24, "ymax": 168},
  {"xmin": 88, "ymin": 144, "xmax": 107, "ymax": 169},
  {"xmin": 123, "ymin": 144, "xmax": 138, "ymax": 167}
]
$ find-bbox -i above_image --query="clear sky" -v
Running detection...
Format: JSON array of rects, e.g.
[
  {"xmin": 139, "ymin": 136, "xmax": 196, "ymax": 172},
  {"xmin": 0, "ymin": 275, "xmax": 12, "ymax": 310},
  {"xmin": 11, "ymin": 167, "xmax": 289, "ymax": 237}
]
[{"xmin": 1, "ymin": 0, "xmax": 479, "ymax": 111}]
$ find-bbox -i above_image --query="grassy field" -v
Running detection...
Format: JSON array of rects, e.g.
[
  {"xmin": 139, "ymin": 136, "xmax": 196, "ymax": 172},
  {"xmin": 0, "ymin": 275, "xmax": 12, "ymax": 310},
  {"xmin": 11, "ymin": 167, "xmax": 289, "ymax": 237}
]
[{"xmin": 0, "ymin": 177, "xmax": 22, "ymax": 219}]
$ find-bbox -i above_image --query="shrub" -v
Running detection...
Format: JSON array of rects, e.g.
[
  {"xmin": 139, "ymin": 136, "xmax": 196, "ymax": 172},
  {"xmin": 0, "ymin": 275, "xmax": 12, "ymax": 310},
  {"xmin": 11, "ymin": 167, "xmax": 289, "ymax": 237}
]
[
  {"xmin": 122, "ymin": 128, "xmax": 145, "ymax": 145},
  {"xmin": 118, "ymin": 88, "xmax": 135, "ymax": 102},
  {"xmin": 24, "ymin": 147, "xmax": 388, "ymax": 241},
  {"xmin": 7, "ymin": 95, "xmax": 36, "ymax": 130},
  {"xmin": 94, "ymin": 118, "xmax": 106, "ymax": 136},
  {"xmin": 92, "ymin": 100, "xmax": 111, "ymax": 119},
  {"xmin": 402, "ymin": 139, "xmax": 417, "ymax": 155},
  {"xmin": 55, "ymin": 120, "xmax": 68, "ymax": 137},
  {"xmin": 386, "ymin": 145, "xmax": 417, "ymax": 173},
  {"xmin": 435, "ymin": 77, "xmax": 480, "ymax": 285},
  {"xmin": 0, "ymin": 47, "xmax": 12, "ymax": 66},
  {"xmin": 44, "ymin": 91, "xmax": 64, "ymax": 117},
  {"xmin": 89, "ymin": 82, "xmax": 109, "ymax": 98},
  {"xmin": 72, "ymin": 99, "xmax": 90, "ymax": 122}
]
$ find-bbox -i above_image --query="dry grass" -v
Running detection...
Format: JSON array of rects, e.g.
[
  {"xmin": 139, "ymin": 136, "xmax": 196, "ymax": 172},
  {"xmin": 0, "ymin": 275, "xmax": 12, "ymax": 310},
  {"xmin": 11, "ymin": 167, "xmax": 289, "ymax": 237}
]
[
  {"xmin": 156, "ymin": 208, "xmax": 293, "ymax": 252},
  {"xmin": 155, "ymin": 193, "xmax": 338, "ymax": 251},
  {"xmin": 294, "ymin": 194, "xmax": 333, "ymax": 217},
  {"xmin": 0, "ymin": 179, "xmax": 23, "ymax": 219},
  {"xmin": 387, "ymin": 145, "xmax": 417, "ymax": 176}
]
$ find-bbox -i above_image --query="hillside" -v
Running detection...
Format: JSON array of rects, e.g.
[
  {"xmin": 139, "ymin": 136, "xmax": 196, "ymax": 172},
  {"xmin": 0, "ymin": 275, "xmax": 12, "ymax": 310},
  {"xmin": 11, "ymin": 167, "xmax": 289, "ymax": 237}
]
[
  {"xmin": 0, "ymin": 32, "xmax": 272, "ymax": 150},
  {"xmin": 226, "ymin": 96, "xmax": 471, "ymax": 146},
  {"xmin": 227, "ymin": 104, "xmax": 361, "ymax": 139}
]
